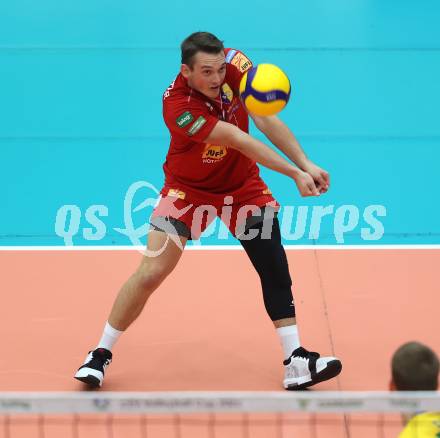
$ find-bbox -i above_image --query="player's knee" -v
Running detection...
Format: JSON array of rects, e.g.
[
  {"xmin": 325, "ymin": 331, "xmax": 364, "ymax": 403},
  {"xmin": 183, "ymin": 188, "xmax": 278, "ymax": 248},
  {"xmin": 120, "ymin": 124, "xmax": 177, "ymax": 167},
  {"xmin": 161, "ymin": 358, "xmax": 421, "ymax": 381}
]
[
  {"xmin": 136, "ymin": 262, "xmax": 172, "ymax": 293},
  {"xmin": 261, "ymin": 266, "xmax": 292, "ymax": 289},
  {"xmin": 135, "ymin": 271, "xmax": 164, "ymax": 294},
  {"xmin": 259, "ymin": 245, "xmax": 292, "ymax": 288}
]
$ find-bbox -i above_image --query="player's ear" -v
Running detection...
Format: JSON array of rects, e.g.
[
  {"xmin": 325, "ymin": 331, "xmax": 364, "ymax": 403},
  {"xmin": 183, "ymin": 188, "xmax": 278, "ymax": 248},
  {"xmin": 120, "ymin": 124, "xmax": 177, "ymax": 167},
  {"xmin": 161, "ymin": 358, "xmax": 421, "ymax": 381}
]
[{"xmin": 181, "ymin": 64, "xmax": 191, "ymax": 79}]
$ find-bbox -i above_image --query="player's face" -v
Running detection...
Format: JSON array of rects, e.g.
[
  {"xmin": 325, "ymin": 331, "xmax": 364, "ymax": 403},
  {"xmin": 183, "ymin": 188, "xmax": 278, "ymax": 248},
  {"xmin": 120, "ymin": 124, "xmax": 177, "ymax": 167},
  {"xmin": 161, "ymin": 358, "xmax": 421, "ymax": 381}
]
[{"xmin": 182, "ymin": 51, "xmax": 226, "ymax": 99}]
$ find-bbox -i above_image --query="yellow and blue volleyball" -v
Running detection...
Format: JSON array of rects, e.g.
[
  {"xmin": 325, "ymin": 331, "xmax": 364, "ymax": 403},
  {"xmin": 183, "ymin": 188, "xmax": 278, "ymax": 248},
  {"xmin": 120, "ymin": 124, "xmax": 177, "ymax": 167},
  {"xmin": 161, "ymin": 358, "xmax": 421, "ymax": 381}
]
[{"xmin": 239, "ymin": 64, "xmax": 291, "ymax": 116}]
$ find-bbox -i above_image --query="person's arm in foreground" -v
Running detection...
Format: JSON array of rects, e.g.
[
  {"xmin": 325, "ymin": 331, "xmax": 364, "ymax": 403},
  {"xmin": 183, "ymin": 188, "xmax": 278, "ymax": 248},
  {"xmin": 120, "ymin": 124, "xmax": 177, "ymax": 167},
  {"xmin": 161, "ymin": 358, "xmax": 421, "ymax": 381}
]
[{"xmin": 205, "ymin": 120, "xmax": 320, "ymax": 197}]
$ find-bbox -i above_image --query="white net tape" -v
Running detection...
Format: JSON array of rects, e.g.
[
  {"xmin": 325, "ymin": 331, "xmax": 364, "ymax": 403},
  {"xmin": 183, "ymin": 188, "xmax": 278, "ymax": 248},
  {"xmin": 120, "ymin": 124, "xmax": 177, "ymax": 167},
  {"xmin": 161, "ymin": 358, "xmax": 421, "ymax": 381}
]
[{"xmin": 0, "ymin": 391, "xmax": 439, "ymax": 415}]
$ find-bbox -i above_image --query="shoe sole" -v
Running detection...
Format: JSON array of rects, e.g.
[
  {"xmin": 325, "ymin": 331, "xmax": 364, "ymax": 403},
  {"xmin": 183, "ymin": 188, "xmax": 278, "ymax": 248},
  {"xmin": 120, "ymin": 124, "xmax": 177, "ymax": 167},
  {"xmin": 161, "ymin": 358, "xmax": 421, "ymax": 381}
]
[
  {"xmin": 285, "ymin": 359, "xmax": 342, "ymax": 390},
  {"xmin": 74, "ymin": 375, "xmax": 101, "ymax": 388}
]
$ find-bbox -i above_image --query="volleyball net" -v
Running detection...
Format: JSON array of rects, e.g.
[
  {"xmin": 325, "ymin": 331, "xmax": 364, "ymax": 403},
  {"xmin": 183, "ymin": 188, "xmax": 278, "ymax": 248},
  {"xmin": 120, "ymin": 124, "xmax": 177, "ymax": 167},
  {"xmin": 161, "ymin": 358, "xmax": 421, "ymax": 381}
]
[{"xmin": 1, "ymin": 391, "xmax": 439, "ymax": 438}]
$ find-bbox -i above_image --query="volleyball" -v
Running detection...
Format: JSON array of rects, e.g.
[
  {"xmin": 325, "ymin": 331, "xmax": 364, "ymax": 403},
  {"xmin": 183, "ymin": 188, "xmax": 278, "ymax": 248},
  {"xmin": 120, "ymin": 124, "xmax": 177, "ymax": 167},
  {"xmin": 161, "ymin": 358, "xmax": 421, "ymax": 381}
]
[{"xmin": 239, "ymin": 64, "xmax": 291, "ymax": 116}]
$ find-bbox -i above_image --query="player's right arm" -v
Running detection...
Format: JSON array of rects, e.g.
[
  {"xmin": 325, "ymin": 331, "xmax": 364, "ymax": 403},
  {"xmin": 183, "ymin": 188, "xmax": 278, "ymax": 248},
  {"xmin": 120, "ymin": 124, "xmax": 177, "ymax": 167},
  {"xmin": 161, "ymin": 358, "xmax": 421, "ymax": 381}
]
[{"xmin": 205, "ymin": 120, "xmax": 320, "ymax": 197}]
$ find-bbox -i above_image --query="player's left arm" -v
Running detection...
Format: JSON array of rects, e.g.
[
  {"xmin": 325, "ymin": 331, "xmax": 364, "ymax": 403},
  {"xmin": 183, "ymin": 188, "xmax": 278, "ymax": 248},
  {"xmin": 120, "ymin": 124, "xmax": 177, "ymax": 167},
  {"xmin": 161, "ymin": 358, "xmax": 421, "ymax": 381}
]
[{"xmin": 251, "ymin": 114, "xmax": 330, "ymax": 194}]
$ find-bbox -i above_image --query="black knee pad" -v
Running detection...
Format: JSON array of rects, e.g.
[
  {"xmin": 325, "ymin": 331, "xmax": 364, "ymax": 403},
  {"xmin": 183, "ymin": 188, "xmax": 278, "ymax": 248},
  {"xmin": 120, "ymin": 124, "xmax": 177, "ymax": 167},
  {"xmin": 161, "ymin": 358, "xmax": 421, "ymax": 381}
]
[{"xmin": 239, "ymin": 214, "xmax": 295, "ymax": 321}]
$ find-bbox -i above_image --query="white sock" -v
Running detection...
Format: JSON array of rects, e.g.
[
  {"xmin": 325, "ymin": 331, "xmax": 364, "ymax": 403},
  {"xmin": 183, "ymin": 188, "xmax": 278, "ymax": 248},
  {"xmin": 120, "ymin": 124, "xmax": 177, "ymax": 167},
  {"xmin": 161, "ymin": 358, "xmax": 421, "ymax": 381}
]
[
  {"xmin": 96, "ymin": 322, "xmax": 124, "ymax": 351},
  {"xmin": 276, "ymin": 325, "xmax": 301, "ymax": 360}
]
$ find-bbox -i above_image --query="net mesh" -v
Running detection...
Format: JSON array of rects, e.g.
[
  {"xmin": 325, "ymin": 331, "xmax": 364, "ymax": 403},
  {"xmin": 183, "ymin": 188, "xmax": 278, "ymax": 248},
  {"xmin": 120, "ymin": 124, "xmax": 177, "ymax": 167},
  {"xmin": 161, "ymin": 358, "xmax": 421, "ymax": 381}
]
[{"xmin": 1, "ymin": 391, "xmax": 439, "ymax": 438}]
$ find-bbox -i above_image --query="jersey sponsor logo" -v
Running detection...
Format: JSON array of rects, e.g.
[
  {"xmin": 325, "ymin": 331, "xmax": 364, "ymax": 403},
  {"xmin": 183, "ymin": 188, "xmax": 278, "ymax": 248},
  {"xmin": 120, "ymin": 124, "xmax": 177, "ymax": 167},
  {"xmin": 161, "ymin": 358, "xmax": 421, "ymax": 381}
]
[
  {"xmin": 167, "ymin": 188, "xmax": 186, "ymax": 200},
  {"xmin": 202, "ymin": 144, "xmax": 228, "ymax": 162},
  {"xmin": 231, "ymin": 52, "xmax": 252, "ymax": 73},
  {"xmin": 187, "ymin": 116, "xmax": 207, "ymax": 136},
  {"xmin": 221, "ymin": 83, "xmax": 234, "ymax": 103},
  {"xmin": 176, "ymin": 111, "xmax": 194, "ymax": 128},
  {"xmin": 225, "ymin": 49, "xmax": 237, "ymax": 63}
]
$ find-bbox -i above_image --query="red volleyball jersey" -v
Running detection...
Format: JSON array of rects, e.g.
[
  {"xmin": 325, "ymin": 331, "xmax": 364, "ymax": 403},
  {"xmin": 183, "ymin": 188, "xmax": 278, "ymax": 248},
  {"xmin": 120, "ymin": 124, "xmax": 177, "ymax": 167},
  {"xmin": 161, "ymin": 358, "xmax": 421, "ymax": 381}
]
[{"xmin": 161, "ymin": 48, "xmax": 264, "ymax": 204}]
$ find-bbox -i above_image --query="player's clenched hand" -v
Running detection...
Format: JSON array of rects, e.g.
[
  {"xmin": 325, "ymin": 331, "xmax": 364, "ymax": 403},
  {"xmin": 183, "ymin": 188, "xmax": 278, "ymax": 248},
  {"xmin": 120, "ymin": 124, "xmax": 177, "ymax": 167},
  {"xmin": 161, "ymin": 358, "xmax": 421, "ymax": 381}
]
[
  {"xmin": 302, "ymin": 161, "xmax": 330, "ymax": 194},
  {"xmin": 293, "ymin": 171, "xmax": 320, "ymax": 197}
]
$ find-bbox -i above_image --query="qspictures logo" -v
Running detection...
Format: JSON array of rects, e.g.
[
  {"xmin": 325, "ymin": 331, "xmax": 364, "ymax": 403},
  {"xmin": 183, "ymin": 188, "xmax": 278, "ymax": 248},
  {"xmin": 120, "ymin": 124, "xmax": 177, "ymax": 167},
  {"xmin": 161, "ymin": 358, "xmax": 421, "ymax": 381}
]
[{"xmin": 54, "ymin": 180, "xmax": 387, "ymax": 255}]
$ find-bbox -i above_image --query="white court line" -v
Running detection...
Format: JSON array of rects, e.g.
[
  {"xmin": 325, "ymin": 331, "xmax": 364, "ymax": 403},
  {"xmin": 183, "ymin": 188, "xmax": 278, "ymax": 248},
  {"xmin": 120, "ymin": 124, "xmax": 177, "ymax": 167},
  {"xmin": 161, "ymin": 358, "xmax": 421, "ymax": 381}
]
[{"xmin": 0, "ymin": 245, "xmax": 440, "ymax": 251}]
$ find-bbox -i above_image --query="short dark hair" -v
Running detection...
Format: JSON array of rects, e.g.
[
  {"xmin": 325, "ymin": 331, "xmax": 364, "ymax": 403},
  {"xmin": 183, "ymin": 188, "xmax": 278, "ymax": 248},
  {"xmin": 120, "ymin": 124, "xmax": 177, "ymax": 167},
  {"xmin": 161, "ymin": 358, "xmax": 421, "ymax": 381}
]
[
  {"xmin": 181, "ymin": 32, "xmax": 224, "ymax": 68},
  {"xmin": 392, "ymin": 342, "xmax": 439, "ymax": 391}
]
